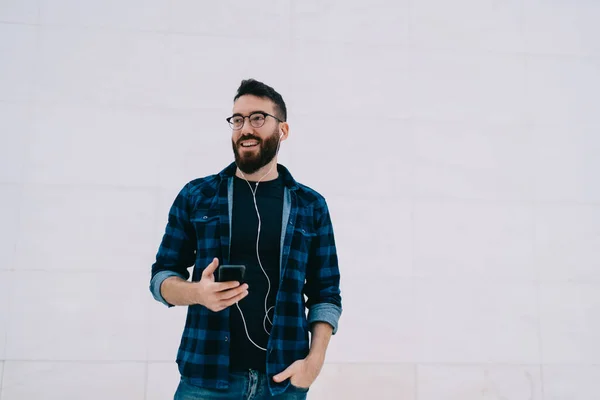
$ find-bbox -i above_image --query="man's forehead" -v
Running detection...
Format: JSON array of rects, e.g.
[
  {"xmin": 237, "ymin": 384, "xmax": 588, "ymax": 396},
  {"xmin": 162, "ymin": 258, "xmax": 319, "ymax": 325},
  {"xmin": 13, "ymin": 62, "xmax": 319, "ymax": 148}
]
[{"xmin": 232, "ymin": 95, "xmax": 275, "ymax": 114}]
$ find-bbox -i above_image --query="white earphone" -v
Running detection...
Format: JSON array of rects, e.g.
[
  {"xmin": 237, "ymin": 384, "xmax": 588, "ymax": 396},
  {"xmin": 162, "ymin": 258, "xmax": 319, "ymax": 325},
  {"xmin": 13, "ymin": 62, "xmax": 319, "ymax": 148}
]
[{"xmin": 235, "ymin": 128, "xmax": 284, "ymax": 352}]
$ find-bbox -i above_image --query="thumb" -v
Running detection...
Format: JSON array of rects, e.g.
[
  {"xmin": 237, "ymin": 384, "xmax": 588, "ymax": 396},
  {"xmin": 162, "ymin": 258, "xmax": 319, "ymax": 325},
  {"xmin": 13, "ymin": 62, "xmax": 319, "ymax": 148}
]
[
  {"xmin": 273, "ymin": 365, "xmax": 293, "ymax": 383},
  {"xmin": 202, "ymin": 258, "xmax": 219, "ymax": 280}
]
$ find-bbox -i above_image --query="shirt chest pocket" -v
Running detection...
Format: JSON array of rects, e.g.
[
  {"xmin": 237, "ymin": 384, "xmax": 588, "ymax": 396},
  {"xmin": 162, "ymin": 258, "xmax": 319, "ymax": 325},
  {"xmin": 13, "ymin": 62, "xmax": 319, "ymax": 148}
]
[
  {"xmin": 190, "ymin": 209, "xmax": 221, "ymax": 251},
  {"xmin": 290, "ymin": 222, "xmax": 317, "ymax": 264}
]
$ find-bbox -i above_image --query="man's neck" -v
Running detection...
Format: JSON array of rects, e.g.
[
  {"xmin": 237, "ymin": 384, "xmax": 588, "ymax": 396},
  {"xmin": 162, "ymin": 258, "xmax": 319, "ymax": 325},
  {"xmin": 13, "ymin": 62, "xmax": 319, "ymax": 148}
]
[{"xmin": 235, "ymin": 159, "xmax": 279, "ymax": 182}]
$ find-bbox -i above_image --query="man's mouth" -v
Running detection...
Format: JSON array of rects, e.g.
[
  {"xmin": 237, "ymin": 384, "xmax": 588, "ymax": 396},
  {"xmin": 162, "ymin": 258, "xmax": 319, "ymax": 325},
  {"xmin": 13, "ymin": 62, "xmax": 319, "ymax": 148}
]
[{"xmin": 240, "ymin": 140, "xmax": 259, "ymax": 148}]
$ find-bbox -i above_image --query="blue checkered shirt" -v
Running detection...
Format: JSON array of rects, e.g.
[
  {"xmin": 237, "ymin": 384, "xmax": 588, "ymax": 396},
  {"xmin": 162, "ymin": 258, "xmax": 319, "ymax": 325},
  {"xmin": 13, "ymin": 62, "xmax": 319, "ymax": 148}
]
[{"xmin": 150, "ymin": 163, "xmax": 342, "ymax": 396}]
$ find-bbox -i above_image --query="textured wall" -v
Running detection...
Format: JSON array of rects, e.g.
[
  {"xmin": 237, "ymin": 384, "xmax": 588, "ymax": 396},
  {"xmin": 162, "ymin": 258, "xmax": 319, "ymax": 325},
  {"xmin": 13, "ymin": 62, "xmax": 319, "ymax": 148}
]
[{"xmin": 1, "ymin": 0, "xmax": 599, "ymax": 398}]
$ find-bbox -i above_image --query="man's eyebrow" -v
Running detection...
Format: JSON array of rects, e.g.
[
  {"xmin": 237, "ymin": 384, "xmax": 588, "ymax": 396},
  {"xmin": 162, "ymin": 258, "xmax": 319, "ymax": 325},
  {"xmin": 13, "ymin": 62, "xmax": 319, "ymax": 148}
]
[{"xmin": 231, "ymin": 110, "xmax": 267, "ymax": 117}]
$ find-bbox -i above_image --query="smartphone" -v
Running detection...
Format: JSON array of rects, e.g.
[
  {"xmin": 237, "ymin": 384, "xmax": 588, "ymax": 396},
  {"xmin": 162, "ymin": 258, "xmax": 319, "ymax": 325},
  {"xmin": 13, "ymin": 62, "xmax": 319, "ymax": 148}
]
[{"xmin": 216, "ymin": 265, "xmax": 246, "ymax": 284}]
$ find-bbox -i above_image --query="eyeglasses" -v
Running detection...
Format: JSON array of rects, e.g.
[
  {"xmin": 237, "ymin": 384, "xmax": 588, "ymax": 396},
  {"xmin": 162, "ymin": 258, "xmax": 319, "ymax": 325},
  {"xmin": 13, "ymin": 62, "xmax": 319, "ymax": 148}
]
[{"xmin": 226, "ymin": 111, "xmax": 283, "ymax": 130}]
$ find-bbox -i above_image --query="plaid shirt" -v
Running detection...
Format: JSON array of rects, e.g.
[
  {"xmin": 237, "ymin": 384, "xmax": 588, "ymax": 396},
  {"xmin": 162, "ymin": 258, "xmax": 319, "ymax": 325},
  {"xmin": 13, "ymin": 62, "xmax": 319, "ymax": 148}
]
[{"xmin": 150, "ymin": 162, "xmax": 342, "ymax": 396}]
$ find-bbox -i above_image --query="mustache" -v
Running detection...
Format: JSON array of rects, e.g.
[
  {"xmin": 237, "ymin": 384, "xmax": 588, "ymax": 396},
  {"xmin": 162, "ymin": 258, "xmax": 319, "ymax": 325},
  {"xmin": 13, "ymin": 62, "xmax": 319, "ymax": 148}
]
[{"xmin": 236, "ymin": 136, "xmax": 262, "ymax": 146}]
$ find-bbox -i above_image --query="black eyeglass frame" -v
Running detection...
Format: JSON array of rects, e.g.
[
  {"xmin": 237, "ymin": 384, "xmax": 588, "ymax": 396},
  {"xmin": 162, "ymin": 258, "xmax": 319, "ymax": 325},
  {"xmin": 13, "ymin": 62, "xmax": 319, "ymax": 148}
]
[{"xmin": 226, "ymin": 111, "xmax": 284, "ymax": 130}]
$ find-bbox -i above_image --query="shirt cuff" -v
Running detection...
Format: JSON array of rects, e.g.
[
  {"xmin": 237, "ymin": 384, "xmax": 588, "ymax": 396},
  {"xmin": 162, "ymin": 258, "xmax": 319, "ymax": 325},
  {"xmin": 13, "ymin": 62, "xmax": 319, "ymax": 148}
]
[
  {"xmin": 150, "ymin": 270, "xmax": 186, "ymax": 307},
  {"xmin": 307, "ymin": 303, "xmax": 342, "ymax": 335}
]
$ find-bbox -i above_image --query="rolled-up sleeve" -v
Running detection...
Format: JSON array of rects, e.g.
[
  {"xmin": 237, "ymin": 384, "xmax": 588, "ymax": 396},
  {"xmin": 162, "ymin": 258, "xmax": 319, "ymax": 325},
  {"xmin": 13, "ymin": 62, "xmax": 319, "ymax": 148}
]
[
  {"xmin": 307, "ymin": 302, "xmax": 342, "ymax": 334},
  {"xmin": 150, "ymin": 270, "xmax": 187, "ymax": 307}
]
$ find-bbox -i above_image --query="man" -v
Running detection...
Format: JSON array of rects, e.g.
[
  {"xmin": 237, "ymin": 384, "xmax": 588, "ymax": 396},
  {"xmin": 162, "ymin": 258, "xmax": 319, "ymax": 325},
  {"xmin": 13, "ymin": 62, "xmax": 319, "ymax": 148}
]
[{"xmin": 150, "ymin": 79, "xmax": 343, "ymax": 399}]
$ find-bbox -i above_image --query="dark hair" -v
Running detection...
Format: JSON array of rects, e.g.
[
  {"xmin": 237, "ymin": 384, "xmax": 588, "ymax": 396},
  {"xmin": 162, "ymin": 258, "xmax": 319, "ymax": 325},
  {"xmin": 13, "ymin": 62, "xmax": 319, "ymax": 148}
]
[{"xmin": 234, "ymin": 79, "xmax": 287, "ymax": 121}]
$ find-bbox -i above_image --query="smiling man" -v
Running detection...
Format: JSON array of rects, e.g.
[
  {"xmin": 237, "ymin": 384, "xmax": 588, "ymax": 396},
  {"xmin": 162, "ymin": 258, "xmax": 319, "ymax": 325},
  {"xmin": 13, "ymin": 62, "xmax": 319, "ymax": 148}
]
[{"xmin": 150, "ymin": 79, "xmax": 343, "ymax": 399}]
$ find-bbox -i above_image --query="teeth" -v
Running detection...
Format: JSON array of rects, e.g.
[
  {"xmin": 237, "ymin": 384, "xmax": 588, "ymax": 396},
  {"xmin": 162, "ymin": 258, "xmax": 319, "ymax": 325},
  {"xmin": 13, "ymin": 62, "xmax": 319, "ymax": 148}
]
[{"xmin": 241, "ymin": 141, "xmax": 258, "ymax": 147}]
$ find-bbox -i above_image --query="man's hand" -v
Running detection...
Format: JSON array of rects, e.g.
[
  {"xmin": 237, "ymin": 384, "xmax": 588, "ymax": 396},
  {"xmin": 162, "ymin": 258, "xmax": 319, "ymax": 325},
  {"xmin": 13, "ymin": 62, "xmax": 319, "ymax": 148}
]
[
  {"xmin": 272, "ymin": 355, "xmax": 324, "ymax": 389},
  {"xmin": 196, "ymin": 258, "xmax": 249, "ymax": 312}
]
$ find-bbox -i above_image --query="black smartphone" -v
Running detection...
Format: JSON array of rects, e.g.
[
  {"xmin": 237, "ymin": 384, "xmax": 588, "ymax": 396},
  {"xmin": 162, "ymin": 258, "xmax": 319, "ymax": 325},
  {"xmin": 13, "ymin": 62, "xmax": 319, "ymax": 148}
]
[{"xmin": 216, "ymin": 265, "xmax": 246, "ymax": 284}]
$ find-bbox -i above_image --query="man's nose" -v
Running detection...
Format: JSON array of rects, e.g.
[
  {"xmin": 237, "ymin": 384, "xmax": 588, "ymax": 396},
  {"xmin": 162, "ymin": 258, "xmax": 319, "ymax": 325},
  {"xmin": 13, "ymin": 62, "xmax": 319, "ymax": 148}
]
[{"xmin": 240, "ymin": 117, "xmax": 254, "ymax": 135}]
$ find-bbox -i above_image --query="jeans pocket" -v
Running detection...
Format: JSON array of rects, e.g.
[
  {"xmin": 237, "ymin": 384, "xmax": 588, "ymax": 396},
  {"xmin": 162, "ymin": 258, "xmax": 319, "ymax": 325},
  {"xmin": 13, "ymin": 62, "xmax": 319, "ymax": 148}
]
[{"xmin": 288, "ymin": 382, "xmax": 310, "ymax": 393}]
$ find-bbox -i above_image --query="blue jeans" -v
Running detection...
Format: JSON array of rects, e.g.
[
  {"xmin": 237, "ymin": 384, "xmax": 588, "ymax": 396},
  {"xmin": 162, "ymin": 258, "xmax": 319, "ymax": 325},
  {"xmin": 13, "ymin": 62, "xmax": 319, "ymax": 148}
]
[{"xmin": 174, "ymin": 370, "xmax": 309, "ymax": 400}]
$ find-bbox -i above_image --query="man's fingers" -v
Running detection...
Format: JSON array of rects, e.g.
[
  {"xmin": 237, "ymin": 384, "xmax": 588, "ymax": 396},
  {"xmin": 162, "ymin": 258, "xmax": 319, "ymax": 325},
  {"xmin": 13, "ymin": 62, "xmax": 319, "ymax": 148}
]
[
  {"xmin": 214, "ymin": 281, "xmax": 242, "ymax": 292},
  {"xmin": 273, "ymin": 366, "xmax": 293, "ymax": 383},
  {"xmin": 218, "ymin": 284, "xmax": 249, "ymax": 301},
  {"xmin": 223, "ymin": 289, "xmax": 249, "ymax": 306},
  {"xmin": 202, "ymin": 258, "xmax": 219, "ymax": 278}
]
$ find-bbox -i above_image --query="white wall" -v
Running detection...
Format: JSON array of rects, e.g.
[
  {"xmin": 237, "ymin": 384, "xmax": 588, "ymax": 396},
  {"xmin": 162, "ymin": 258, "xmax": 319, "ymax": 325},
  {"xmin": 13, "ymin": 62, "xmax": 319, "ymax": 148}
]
[{"xmin": 1, "ymin": 0, "xmax": 600, "ymax": 399}]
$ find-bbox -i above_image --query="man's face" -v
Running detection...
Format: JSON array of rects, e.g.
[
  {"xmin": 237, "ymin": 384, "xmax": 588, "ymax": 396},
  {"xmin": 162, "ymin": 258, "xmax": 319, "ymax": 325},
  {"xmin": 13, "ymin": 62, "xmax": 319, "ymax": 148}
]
[{"xmin": 230, "ymin": 95, "xmax": 282, "ymax": 175}]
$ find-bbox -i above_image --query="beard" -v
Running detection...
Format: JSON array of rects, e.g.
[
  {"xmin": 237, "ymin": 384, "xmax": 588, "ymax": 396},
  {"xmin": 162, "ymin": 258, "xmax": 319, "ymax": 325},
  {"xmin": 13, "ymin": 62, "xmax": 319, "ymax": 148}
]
[{"xmin": 232, "ymin": 128, "xmax": 280, "ymax": 174}]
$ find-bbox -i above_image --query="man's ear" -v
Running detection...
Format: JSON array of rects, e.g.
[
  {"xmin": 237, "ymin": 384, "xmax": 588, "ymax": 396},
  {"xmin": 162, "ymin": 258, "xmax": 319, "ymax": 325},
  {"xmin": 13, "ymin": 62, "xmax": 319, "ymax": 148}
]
[{"xmin": 279, "ymin": 122, "xmax": 290, "ymax": 141}]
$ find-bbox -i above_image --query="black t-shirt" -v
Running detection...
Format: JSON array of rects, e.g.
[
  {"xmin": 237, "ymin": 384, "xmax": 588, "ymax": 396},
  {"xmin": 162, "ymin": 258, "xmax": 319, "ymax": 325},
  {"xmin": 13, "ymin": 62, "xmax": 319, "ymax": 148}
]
[{"xmin": 229, "ymin": 174, "xmax": 284, "ymax": 372}]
